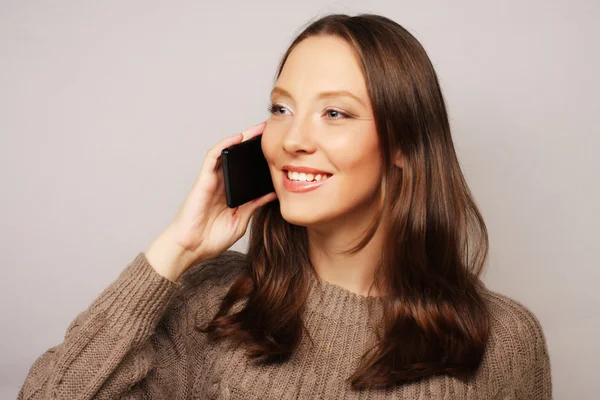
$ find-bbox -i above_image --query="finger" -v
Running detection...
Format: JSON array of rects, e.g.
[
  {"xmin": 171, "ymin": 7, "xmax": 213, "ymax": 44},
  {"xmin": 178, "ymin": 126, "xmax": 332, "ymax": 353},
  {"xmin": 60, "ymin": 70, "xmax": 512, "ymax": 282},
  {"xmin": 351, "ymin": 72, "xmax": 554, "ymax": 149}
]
[
  {"xmin": 237, "ymin": 191, "xmax": 277, "ymax": 222},
  {"xmin": 205, "ymin": 121, "xmax": 267, "ymax": 172},
  {"xmin": 240, "ymin": 120, "xmax": 267, "ymax": 142},
  {"xmin": 204, "ymin": 133, "xmax": 244, "ymax": 172}
]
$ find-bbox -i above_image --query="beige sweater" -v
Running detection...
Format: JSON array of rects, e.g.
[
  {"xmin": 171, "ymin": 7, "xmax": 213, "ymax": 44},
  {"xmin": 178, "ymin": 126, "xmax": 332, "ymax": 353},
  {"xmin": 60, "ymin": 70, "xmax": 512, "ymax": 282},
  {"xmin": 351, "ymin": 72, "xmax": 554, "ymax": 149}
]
[{"xmin": 18, "ymin": 251, "xmax": 552, "ymax": 399}]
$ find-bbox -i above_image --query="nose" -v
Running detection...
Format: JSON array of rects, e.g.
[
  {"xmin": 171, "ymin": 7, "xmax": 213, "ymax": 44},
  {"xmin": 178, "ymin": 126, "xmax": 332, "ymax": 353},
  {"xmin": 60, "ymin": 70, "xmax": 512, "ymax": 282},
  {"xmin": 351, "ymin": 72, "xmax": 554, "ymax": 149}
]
[{"xmin": 282, "ymin": 116, "xmax": 316, "ymax": 155}]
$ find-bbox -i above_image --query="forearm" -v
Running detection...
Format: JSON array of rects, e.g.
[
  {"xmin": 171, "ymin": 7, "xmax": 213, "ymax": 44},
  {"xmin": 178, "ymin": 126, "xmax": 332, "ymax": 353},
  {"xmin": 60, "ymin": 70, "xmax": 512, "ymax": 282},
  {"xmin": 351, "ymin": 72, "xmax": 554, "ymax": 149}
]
[{"xmin": 19, "ymin": 253, "xmax": 180, "ymax": 399}]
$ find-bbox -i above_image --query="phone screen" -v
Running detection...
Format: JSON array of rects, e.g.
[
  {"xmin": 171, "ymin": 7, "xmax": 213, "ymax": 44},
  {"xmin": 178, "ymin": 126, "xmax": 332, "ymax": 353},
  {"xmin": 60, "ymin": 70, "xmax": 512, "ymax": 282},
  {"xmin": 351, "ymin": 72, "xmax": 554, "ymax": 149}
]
[{"xmin": 221, "ymin": 135, "xmax": 275, "ymax": 208}]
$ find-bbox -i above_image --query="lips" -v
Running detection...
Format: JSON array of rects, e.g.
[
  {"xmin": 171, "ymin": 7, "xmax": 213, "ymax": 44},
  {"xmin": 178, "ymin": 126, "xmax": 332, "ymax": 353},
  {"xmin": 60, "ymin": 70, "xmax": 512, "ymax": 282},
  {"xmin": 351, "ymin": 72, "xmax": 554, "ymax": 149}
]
[
  {"xmin": 280, "ymin": 164, "xmax": 333, "ymax": 193},
  {"xmin": 281, "ymin": 165, "xmax": 332, "ymax": 175},
  {"xmin": 282, "ymin": 170, "xmax": 331, "ymax": 193}
]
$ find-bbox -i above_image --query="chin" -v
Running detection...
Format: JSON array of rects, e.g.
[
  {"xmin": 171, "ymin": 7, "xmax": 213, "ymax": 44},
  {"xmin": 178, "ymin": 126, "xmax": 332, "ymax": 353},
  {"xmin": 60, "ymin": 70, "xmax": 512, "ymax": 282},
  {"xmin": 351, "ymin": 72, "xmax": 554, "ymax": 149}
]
[
  {"xmin": 278, "ymin": 199, "xmax": 339, "ymax": 228},
  {"xmin": 279, "ymin": 205, "xmax": 320, "ymax": 227}
]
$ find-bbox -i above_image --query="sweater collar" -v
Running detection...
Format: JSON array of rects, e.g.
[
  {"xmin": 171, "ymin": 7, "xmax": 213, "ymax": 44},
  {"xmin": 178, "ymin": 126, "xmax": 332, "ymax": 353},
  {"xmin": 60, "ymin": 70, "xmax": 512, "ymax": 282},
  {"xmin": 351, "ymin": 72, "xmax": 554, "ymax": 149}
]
[{"xmin": 305, "ymin": 271, "xmax": 384, "ymax": 327}]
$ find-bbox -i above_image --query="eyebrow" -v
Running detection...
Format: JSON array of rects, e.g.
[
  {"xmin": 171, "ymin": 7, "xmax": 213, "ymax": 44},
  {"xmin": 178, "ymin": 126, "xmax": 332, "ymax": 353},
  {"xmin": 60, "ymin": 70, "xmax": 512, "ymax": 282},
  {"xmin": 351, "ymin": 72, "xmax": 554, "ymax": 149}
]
[{"xmin": 270, "ymin": 86, "xmax": 367, "ymax": 108}]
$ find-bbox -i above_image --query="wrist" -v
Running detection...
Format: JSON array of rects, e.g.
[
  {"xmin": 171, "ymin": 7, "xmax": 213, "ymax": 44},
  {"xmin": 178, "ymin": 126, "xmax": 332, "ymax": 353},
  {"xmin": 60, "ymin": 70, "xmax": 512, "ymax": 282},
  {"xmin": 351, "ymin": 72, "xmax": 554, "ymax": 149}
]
[{"xmin": 145, "ymin": 229, "xmax": 194, "ymax": 282}]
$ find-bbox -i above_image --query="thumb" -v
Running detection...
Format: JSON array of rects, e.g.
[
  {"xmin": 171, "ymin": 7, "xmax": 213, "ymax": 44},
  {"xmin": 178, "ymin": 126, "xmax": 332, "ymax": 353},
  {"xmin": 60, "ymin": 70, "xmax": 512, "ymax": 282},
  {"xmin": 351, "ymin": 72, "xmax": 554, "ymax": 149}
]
[{"xmin": 237, "ymin": 192, "xmax": 278, "ymax": 224}]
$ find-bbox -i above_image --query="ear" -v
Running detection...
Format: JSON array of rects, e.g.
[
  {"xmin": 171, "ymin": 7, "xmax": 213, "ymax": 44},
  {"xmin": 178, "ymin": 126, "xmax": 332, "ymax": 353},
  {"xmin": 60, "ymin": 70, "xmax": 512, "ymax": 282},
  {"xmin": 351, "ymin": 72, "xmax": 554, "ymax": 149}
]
[{"xmin": 393, "ymin": 148, "xmax": 404, "ymax": 169}]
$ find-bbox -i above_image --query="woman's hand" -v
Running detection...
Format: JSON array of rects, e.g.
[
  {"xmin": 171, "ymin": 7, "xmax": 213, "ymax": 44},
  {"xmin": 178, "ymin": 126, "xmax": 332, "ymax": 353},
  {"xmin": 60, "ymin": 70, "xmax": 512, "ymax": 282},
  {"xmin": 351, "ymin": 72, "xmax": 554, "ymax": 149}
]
[{"xmin": 145, "ymin": 121, "xmax": 277, "ymax": 282}]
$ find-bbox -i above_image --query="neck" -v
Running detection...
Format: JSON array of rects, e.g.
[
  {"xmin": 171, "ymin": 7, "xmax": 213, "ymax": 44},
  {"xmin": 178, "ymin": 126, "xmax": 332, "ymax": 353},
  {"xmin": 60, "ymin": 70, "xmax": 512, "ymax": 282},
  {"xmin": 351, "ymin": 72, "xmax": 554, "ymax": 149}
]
[{"xmin": 306, "ymin": 199, "xmax": 385, "ymax": 297}]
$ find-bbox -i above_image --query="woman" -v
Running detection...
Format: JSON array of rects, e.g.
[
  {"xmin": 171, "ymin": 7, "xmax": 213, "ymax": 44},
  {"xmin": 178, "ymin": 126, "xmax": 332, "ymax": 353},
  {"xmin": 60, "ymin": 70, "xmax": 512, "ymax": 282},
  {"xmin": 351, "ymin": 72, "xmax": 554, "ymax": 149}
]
[{"xmin": 18, "ymin": 14, "xmax": 552, "ymax": 399}]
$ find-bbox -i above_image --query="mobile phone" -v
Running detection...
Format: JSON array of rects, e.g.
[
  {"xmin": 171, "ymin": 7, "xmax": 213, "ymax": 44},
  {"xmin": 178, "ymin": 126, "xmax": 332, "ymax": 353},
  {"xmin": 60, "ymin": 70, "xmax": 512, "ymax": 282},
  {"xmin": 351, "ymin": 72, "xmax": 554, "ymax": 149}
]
[{"xmin": 221, "ymin": 134, "xmax": 275, "ymax": 208}]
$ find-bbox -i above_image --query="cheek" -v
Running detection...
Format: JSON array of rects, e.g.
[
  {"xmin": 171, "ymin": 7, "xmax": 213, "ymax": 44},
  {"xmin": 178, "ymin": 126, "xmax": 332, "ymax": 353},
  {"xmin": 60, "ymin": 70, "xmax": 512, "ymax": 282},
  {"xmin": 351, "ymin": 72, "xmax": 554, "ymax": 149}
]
[
  {"xmin": 326, "ymin": 131, "xmax": 382, "ymax": 198},
  {"xmin": 325, "ymin": 128, "xmax": 381, "ymax": 176},
  {"xmin": 336, "ymin": 154, "xmax": 382, "ymax": 194}
]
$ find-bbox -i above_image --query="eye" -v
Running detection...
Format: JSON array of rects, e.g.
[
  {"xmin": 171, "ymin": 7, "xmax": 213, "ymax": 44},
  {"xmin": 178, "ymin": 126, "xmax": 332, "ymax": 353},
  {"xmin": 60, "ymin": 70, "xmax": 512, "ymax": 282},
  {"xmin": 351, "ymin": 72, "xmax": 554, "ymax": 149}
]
[
  {"xmin": 267, "ymin": 103, "xmax": 290, "ymax": 116},
  {"xmin": 324, "ymin": 108, "xmax": 350, "ymax": 119}
]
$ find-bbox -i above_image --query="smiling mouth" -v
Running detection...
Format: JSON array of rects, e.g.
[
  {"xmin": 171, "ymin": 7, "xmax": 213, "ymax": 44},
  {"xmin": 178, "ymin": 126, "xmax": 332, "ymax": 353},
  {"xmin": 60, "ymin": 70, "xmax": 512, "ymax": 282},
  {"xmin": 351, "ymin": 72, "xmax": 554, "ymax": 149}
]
[
  {"xmin": 281, "ymin": 170, "xmax": 332, "ymax": 193},
  {"xmin": 284, "ymin": 169, "xmax": 333, "ymax": 183}
]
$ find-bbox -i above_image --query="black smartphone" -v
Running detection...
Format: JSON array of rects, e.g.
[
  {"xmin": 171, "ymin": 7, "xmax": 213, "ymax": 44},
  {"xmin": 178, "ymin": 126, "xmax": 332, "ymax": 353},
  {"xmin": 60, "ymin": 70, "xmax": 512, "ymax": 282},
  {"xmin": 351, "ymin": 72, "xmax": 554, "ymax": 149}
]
[{"xmin": 221, "ymin": 134, "xmax": 275, "ymax": 208}]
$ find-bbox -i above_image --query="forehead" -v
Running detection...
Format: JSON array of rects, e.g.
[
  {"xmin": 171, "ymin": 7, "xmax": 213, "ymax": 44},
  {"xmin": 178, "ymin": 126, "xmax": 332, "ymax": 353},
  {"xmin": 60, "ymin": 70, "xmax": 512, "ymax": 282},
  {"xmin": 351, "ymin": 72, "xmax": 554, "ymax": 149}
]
[{"xmin": 276, "ymin": 35, "xmax": 368, "ymax": 98}]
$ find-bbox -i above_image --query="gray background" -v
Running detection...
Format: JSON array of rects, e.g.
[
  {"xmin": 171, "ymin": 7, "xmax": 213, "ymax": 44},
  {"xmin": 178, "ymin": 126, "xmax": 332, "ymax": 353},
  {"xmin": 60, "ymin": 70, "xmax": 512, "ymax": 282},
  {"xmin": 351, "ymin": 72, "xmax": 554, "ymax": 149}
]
[{"xmin": 1, "ymin": 0, "xmax": 598, "ymax": 398}]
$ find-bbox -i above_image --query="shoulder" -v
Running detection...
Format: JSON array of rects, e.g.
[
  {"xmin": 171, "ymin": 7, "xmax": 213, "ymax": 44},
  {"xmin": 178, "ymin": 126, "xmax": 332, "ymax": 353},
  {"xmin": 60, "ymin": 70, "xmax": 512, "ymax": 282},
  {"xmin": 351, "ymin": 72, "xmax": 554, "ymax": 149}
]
[
  {"xmin": 482, "ymin": 289, "xmax": 544, "ymax": 341},
  {"xmin": 482, "ymin": 289, "xmax": 546, "ymax": 363},
  {"xmin": 477, "ymin": 286, "xmax": 552, "ymax": 395},
  {"xmin": 179, "ymin": 250, "xmax": 248, "ymax": 291},
  {"xmin": 479, "ymin": 287, "xmax": 548, "ymax": 353}
]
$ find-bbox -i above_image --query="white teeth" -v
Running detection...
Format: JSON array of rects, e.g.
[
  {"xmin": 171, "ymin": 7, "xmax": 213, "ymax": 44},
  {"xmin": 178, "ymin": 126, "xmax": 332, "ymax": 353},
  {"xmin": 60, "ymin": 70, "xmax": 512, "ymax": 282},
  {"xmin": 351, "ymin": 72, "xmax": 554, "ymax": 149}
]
[{"xmin": 286, "ymin": 170, "xmax": 330, "ymax": 182}]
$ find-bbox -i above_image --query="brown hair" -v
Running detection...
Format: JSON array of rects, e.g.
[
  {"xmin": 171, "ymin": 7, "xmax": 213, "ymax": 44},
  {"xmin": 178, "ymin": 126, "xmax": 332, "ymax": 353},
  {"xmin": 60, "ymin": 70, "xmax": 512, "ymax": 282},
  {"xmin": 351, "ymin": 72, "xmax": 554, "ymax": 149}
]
[{"xmin": 199, "ymin": 13, "xmax": 490, "ymax": 389}]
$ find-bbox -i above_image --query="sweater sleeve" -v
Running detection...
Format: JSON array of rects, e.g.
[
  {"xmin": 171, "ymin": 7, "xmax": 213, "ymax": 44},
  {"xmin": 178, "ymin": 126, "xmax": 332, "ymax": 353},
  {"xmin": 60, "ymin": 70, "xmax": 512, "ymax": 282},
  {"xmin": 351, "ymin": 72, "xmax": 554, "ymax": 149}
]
[{"xmin": 17, "ymin": 252, "xmax": 196, "ymax": 400}]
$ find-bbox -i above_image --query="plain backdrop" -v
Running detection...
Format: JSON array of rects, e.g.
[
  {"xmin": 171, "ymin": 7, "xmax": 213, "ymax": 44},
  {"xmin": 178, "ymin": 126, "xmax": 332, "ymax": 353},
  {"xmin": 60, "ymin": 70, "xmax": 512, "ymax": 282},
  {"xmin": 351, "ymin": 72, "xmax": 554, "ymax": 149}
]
[{"xmin": 1, "ymin": 0, "xmax": 598, "ymax": 398}]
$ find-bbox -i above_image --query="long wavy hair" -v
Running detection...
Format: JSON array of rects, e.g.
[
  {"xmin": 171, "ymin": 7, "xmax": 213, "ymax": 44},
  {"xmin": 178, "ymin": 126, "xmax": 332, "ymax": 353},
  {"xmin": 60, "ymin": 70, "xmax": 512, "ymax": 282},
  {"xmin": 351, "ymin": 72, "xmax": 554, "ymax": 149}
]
[{"xmin": 199, "ymin": 13, "xmax": 490, "ymax": 389}]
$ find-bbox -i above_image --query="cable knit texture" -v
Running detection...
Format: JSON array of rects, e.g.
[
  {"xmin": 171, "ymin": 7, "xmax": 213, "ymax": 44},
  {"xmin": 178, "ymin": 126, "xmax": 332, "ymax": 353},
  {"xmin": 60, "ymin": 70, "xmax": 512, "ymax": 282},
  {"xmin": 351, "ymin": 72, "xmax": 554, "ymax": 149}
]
[{"xmin": 18, "ymin": 250, "xmax": 552, "ymax": 399}]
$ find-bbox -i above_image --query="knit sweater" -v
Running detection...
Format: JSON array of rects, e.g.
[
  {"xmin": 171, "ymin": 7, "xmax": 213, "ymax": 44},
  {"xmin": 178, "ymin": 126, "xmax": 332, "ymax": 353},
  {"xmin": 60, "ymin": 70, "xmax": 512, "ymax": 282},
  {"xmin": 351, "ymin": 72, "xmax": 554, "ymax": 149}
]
[{"xmin": 18, "ymin": 250, "xmax": 552, "ymax": 399}]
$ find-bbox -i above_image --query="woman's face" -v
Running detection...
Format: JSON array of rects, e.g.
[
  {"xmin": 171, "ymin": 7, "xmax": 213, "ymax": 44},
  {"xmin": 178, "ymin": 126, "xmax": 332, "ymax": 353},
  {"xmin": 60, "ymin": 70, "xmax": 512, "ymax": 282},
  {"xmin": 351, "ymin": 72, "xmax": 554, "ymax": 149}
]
[{"xmin": 262, "ymin": 35, "xmax": 382, "ymax": 229}]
